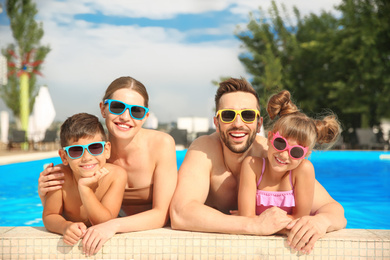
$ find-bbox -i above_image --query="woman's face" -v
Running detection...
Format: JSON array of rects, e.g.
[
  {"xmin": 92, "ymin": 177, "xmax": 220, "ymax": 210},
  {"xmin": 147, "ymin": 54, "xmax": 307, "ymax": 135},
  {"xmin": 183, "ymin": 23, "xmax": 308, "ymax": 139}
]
[{"xmin": 100, "ymin": 88, "xmax": 149, "ymax": 140}]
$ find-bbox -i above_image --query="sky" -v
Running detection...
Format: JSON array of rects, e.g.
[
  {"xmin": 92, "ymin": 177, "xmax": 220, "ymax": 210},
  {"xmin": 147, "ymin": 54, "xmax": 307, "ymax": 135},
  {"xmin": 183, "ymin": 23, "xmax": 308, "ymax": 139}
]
[{"xmin": 0, "ymin": 0, "xmax": 341, "ymax": 125}]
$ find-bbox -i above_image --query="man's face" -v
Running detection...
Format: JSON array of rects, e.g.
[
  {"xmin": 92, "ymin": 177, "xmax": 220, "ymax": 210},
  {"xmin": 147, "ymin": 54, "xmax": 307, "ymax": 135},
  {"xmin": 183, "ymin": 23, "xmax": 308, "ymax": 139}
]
[{"xmin": 214, "ymin": 91, "xmax": 262, "ymax": 153}]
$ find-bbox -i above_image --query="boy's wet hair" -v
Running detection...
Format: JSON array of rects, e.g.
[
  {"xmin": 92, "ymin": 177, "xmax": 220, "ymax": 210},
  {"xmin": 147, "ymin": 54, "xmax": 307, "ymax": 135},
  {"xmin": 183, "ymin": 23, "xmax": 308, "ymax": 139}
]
[
  {"xmin": 215, "ymin": 77, "xmax": 260, "ymax": 111},
  {"xmin": 60, "ymin": 113, "xmax": 107, "ymax": 147}
]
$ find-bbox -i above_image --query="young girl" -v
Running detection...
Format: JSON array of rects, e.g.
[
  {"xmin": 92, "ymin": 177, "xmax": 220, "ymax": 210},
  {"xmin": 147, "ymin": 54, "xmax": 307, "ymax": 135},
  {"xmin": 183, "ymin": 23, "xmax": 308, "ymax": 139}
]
[{"xmin": 238, "ymin": 90, "xmax": 341, "ymax": 221}]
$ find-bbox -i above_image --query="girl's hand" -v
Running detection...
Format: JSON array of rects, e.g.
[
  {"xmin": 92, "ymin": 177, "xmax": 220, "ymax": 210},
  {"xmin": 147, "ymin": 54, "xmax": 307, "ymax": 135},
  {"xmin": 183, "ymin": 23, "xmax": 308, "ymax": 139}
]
[
  {"xmin": 285, "ymin": 215, "xmax": 327, "ymax": 254},
  {"xmin": 38, "ymin": 163, "xmax": 64, "ymax": 198},
  {"xmin": 78, "ymin": 167, "xmax": 109, "ymax": 190},
  {"xmin": 63, "ymin": 222, "xmax": 87, "ymax": 245},
  {"xmin": 82, "ymin": 220, "xmax": 117, "ymax": 256}
]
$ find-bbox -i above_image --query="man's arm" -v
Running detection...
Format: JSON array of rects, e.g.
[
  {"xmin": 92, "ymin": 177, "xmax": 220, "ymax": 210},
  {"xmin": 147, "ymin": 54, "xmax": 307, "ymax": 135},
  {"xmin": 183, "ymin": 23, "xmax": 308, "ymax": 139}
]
[
  {"xmin": 286, "ymin": 180, "xmax": 347, "ymax": 253},
  {"xmin": 170, "ymin": 136, "xmax": 290, "ymax": 235}
]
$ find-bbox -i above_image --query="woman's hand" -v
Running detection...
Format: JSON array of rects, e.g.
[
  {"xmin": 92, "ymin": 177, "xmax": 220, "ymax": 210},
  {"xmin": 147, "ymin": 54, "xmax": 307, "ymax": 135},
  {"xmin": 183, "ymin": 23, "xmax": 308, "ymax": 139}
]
[
  {"xmin": 82, "ymin": 220, "xmax": 118, "ymax": 256},
  {"xmin": 285, "ymin": 215, "xmax": 327, "ymax": 254},
  {"xmin": 38, "ymin": 163, "xmax": 64, "ymax": 199}
]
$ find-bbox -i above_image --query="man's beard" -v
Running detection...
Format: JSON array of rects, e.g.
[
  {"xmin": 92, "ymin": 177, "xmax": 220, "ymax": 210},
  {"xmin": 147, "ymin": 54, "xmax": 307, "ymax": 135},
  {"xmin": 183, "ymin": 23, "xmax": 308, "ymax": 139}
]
[{"xmin": 219, "ymin": 125, "xmax": 257, "ymax": 154}]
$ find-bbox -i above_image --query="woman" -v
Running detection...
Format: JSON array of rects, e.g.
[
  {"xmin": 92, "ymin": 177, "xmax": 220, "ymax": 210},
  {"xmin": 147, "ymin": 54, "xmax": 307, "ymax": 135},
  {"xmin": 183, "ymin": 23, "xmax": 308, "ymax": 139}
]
[{"xmin": 38, "ymin": 76, "xmax": 178, "ymax": 256}]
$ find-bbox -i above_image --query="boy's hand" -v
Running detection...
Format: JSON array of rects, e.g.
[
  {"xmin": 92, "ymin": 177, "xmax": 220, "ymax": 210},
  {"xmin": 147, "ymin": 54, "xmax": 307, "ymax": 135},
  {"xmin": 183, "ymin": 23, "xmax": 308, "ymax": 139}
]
[
  {"xmin": 38, "ymin": 163, "xmax": 64, "ymax": 198},
  {"xmin": 63, "ymin": 222, "xmax": 87, "ymax": 245},
  {"xmin": 78, "ymin": 167, "xmax": 109, "ymax": 190}
]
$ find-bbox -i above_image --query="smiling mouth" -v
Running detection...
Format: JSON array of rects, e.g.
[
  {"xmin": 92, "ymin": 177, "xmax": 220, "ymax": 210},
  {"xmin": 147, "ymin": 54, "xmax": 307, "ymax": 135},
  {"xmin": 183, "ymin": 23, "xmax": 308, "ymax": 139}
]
[
  {"xmin": 275, "ymin": 157, "xmax": 288, "ymax": 165},
  {"xmin": 229, "ymin": 133, "xmax": 246, "ymax": 138},
  {"xmin": 80, "ymin": 164, "xmax": 97, "ymax": 170},
  {"xmin": 116, "ymin": 123, "xmax": 132, "ymax": 130}
]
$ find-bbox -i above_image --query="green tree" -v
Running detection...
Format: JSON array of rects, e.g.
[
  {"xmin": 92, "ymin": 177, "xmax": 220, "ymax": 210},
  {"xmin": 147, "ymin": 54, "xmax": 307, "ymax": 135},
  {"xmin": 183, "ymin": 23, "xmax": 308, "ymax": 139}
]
[
  {"xmin": 235, "ymin": 0, "xmax": 390, "ymax": 131},
  {"xmin": 0, "ymin": 0, "xmax": 50, "ymax": 124}
]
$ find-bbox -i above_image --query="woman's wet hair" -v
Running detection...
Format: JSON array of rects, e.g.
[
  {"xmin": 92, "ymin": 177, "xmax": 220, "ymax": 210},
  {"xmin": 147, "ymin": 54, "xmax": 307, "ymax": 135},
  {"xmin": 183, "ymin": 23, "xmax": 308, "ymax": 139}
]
[
  {"xmin": 267, "ymin": 90, "xmax": 341, "ymax": 150},
  {"xmin": 60, "ymin": 113, "xmax": 107, "ymax": 147},
  {"xmin": 103, "ymin": 76, "xmax": 149, "ymax": 108}
]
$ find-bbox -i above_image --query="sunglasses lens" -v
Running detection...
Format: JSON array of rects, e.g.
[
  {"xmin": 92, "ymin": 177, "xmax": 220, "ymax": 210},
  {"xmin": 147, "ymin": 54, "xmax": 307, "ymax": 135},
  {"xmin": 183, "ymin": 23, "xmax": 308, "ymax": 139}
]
[
  {"xmin": 131, "ymin": 106, "xmax": 147, "ymax": 119},
  {"xmin": 110, "ymin": 101, "xmax": 126, "ymax": 114},
  {"xmin": 290, "ymin": 147, "xmax": 305, "ymax": 159},
  {"xmin": 88, "ymin": 143, "xmax": 104, "ymax": 155},
  {"xmin": 273, "ymin": 137, "xmax": 287, "ymax": 151},
  {"xmin": 221, "ymin": 110, "xmax": 236, "ymax": 122},
  {"xmin": 241, "ymin": 110, "xmax": 257, "ymax": 122},
  {"xmin": 68, "ymin": 146, "xmax": 84, "ymax": 158}
]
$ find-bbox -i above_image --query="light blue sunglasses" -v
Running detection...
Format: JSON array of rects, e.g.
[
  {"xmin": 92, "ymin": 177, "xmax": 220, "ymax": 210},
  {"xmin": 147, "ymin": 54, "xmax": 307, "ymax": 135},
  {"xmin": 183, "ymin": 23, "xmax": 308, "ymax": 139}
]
[
  {"xmin": 104, "ymin": 99, "xmax": 149, "ymax": 120},
  {"xmin": 63, "ymin": 141, "xmax": 106, "ymax": 159}
]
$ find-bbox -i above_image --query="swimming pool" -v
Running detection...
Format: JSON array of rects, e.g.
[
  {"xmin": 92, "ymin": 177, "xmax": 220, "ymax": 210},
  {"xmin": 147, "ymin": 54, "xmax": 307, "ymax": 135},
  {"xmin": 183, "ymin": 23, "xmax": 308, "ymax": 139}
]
[{"xmin": 0, "ymin": 150, "xmax": 389, "ymax": 229}]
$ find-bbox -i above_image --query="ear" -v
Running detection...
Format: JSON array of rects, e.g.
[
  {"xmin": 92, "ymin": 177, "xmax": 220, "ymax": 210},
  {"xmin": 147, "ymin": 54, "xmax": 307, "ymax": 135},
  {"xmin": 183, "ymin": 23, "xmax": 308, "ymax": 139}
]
[
  {"xmin": 256, "ymin": 116, "xmax": 263, "ymax": 134},
  {"xmin": 104, "ymin": 141, "xmax": 111, "ymax": 160},
  {"xmin": 213, "ymin": 116, "xmax": 220, "ymax": 133},
  {"xmin": 59, "ymin": 149, "xmax": 69, "ymax": 165},
  {"xmin": 99, "ymin": 101, "xmax": 106, "ymax": 118}
]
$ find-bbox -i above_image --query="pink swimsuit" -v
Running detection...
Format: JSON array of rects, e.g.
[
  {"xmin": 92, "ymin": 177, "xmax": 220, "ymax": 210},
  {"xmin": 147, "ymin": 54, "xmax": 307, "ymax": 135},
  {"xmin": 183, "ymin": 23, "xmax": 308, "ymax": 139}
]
[{"xmin": 256, "ymin": 158, "xmax": 295, "ymax": 215}]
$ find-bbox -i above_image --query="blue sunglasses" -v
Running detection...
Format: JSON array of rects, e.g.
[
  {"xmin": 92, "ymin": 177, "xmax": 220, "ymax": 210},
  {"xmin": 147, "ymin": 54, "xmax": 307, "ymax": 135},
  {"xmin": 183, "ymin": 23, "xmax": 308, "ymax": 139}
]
[
  {"xmin": 63, "ymin": 141, "xmax": 106, "ymax": 159},
  {"xmin": 104, "ymin": 99, "xmax": 149, "ymax": 120}
]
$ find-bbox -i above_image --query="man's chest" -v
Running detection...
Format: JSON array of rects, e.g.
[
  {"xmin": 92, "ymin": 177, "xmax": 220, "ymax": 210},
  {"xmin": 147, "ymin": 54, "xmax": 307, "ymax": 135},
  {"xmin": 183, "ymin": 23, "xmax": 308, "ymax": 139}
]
[{"xmin": 207, "ymin": 172, "xmax": 239, "ymax": 213}]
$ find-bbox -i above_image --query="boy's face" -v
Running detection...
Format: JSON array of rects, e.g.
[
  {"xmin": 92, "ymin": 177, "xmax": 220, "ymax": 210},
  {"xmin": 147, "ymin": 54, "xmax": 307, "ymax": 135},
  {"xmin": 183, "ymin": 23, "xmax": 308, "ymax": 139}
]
[{"xmin": 59, "ymin": 134, "xmax": 111, "ymax": 179}]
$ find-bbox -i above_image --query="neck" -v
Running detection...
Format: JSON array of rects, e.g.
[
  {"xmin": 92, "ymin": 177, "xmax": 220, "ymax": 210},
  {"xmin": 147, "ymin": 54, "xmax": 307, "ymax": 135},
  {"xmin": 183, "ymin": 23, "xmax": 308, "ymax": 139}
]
[
  {"xmin": 108, "ymin": 132, "xmax": 138, "ymax": 161},
  {"xmin": 221, "ymin": 141, "xmax": 252, "ymax": 177}
]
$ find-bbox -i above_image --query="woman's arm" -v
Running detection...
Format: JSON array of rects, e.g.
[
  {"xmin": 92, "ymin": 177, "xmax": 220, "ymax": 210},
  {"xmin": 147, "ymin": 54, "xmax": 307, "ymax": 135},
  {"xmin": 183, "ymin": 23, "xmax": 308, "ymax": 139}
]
[
  {"xmin": 38, "ymin": 162, "xmax": 64, "ymax": 205},
  {"xmin": 82, "ymin": 133, "xmax": 178, "ymax": 256}
]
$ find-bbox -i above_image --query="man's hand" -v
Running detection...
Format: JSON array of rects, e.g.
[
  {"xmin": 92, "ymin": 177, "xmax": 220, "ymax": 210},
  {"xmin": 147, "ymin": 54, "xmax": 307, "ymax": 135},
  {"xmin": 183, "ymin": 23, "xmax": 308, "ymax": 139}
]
[{"xmin": 285, "ymin": 215, "xmax": 327, "ymax": 254}]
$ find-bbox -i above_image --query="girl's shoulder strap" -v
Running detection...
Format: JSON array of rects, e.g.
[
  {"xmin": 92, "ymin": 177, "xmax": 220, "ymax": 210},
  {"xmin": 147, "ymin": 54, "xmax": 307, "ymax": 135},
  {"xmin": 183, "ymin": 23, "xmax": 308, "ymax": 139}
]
[{"xmin": 257, "ymin": 158, "xmax": 266, "ymax": 187}]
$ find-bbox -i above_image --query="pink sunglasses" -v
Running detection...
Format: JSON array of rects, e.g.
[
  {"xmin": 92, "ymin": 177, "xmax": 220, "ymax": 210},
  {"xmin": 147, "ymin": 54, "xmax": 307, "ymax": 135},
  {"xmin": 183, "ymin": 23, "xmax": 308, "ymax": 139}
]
[{"xmin": 271, "ymin": 132, "xmax": 309, "ymax": 159}]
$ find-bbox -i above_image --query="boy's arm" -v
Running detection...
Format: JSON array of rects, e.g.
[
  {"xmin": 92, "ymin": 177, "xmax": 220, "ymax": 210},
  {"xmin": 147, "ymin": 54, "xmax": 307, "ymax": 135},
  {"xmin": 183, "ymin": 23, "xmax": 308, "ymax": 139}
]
[
  {"xmin": 42, "ymin": 189, "xmax": 70, "ymax": 235},
  {"xmin": 238, "ymin": 156, "xmax": 258, "ymax": 217},
  {"xmin": 290, "ymin": 160, "xmax": 315, "ymax": 219},
  {"xmin": 78, "ymin": 166, "xmax": 127, "ymax": 225}
]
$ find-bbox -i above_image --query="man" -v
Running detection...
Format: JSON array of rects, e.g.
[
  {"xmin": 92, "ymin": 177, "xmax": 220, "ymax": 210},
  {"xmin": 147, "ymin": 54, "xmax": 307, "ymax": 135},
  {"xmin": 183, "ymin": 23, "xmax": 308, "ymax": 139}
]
[{"xmin": 170, "ymin": 78, "xmax": 346, "ymax": 254}]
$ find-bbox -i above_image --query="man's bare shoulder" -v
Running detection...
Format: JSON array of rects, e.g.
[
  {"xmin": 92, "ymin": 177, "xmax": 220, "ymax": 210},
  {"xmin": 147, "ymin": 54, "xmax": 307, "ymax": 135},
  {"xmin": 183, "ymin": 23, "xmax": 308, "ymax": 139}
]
[
  {"xmin": 250, "ymin": 135, "xmax": 268, "ymax": 158},
  {"xmin": 189, "ymin": 132, "xmax": 221, "ymax": 154}
]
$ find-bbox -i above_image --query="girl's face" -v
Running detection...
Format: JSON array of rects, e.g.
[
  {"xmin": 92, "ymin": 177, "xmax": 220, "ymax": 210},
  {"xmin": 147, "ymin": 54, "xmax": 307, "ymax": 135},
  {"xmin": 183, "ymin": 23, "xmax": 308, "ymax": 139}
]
[
  {"xmin": 59, "ymin": 134, "xmax": 111, "ymax": 179},
  {"xmin": 100, "ymin": 88, "xmax": 149, "ymax": 140},
  {"xmin": 267, "ymin": 131, "xmax": 306, "ymax": 173}
]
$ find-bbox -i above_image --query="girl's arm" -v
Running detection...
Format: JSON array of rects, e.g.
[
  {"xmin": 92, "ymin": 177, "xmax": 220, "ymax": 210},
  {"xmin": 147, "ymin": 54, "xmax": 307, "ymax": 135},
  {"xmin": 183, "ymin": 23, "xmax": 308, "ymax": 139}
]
[
  {"xmin": 238, "ymin": 156, "xmax": 260, "ymax": 217},
  {"xmin": 78, "ymin": 165, "xmax": 127, "ymax": 225},
  {"xmin": 290, "ymin": 160, "xmax": 315, "ymax": 219}
]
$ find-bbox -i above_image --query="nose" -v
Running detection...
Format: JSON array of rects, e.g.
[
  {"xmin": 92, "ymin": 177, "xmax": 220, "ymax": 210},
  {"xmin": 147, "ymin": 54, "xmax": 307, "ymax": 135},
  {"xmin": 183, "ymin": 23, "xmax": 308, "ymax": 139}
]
[
  {"xmin": 231, "ymin": 114, "xmax": 245, "ymax": 127},
  {"xmin": 119, "ymin": 108, "xmax": 132, "ymax": 120},
  {"xmin": 81, "ymin": 148, "xmax": 94, "ymax": 160},
  {"xmin": 279, "ymin": 149, "xmax": 290, "ymax": 159}
]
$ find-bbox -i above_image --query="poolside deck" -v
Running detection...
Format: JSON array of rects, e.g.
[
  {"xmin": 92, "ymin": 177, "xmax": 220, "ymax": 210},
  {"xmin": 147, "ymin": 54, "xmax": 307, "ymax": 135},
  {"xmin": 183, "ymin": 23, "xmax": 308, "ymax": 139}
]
[{"xmin": 1, "ymin": 227, "xmax": 389, "ymax": 259}]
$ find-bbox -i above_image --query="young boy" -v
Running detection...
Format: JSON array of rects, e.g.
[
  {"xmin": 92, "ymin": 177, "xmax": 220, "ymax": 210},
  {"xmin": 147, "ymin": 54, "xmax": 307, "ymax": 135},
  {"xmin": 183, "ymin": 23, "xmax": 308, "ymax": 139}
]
[{"xmin": 42, "ymin": 113, "xmax": 127, "ymax": 245}]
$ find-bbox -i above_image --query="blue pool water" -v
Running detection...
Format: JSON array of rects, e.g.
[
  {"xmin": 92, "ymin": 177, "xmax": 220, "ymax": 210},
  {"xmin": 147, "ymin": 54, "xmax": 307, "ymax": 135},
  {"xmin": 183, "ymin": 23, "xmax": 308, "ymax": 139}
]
[{"xmin": 0, "ymin": 150, "xmax": 389, "ymax": 229}]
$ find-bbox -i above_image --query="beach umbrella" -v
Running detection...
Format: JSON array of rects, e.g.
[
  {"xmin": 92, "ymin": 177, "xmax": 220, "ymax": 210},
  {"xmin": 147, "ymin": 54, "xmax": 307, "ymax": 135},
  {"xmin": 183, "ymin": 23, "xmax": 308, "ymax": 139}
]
[{"xmin": 28, "ymin": 86, "xmax": 56, "ymax": 142}]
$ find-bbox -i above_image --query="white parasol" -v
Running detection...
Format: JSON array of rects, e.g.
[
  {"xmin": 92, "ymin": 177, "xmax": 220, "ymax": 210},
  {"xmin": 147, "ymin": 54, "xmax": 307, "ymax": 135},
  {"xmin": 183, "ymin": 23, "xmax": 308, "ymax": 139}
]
[{"xmin": 28, "ymin": 86, "xmax": 56, "ymax": 142}]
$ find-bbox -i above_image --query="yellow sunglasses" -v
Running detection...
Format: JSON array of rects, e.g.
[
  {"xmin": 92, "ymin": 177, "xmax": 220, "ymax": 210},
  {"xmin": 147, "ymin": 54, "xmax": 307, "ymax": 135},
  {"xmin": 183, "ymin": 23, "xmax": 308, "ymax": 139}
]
[{"xmin": 216, "ymin": 109, "xmax": 260, "ymax": 123}]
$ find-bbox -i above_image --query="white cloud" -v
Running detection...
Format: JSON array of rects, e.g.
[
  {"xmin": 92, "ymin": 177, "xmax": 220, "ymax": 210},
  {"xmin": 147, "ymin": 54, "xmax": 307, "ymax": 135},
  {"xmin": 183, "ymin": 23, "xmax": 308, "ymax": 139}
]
[{"xmin": 0, "ymin": 0, "xmax": 341, "ymax": 123}]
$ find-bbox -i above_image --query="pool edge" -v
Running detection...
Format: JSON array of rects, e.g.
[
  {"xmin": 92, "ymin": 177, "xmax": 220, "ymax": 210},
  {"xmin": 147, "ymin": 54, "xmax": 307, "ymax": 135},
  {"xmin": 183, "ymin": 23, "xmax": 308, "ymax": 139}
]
[{"xmin": 1, "ymin": 227, "xmax": 389, "ymax": 259}]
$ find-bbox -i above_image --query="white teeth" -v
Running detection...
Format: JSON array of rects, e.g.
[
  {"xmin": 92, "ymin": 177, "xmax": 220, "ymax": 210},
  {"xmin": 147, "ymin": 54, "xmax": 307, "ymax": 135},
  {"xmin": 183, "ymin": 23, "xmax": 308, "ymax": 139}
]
[
  {"xmin": 118, "ymin": 124, "xmax": 130, "ymax": 129},
  {"xmin": 276, "ymin": 157, "xmax": 287, "ymax": 164},
  {"xmin": 82, "ymin": 164, "xmax": 95, "ymax": 169},
  {"xmin": 231, "ymin": 133, "xmax": 245, "ymax": 137}
]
